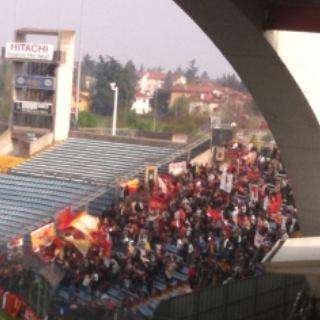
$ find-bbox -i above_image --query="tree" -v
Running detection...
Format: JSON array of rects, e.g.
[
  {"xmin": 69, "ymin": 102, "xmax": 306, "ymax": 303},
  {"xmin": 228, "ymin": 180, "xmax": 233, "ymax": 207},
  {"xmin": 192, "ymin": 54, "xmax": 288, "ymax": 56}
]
[
  {"xmin": 200, "ymin": 71, "xmax": 210, "ymax": 83},
  {"xmin": 92, "ymin": 56, "xmax": 122, "ymax": 115},
  {"xmin": 163, "ymin": 71, "xmax": 174, "ymax": 90},
  {"xmin": 121, "ymin": 60, "xmax": 137, "ymax": 110},
  {"xmin": 150, "ymin": 89, "xmax": 170, "ymax": 116},
  {"xmin": 80, "ymin": 54, "xmax": 97, "ymax": 92},
  {"xmin": 0, "ymin": 61, "xmax": 12, "ymax": 121},
  {"xmin": 174, "ymin": 66, "xmax": 184, "ymax": 77},
  {"xmin": 156, "ymin": 66, "xmax": 163, "ymax": 73},
  {"xmin": 185, "ymin": 59, "xmax": 199, "ymax": 84},
  {"xmin": 139, "ymin": 64, "xmax": 145, "ymax": 74},
  {"xmin": 172, "ymin": 96, "xmax": 189, "ymax": 117},
  {"xmin": 92, "ymin": 56, "xmax": 137, "ymax": 115},
  {"xmin": 82, "ymin": 54, "xmax": 96, "ymax": 78},
  {"xmin": 216, "ymin": 73, "xmax": 247, "ymax": 92},
  {"xmin": 78, "ymin": 111, "xmax": 99, "ymax": 127}
]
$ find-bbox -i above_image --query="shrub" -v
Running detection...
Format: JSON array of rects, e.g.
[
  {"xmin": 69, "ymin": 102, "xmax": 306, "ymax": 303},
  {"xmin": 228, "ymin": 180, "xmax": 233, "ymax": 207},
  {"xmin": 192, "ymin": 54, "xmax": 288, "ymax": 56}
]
[{"xmin": 78, "ymin": 111, "xmax": 99, "ymax": 127}]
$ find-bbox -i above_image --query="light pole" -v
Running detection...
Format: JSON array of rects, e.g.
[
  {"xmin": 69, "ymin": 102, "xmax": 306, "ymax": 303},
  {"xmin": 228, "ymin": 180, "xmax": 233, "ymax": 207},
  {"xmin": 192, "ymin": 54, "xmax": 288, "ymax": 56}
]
[
  {"xmin": 75, "ymin": 0, "xmax": 85, "ymax": 124},
  {"xmin": 110, "ymin": 82, "xmax": 119, "ymax": 136},
  {"xmin": 153, "ymin": 90, "xmax": 158, "ymax": 131}
]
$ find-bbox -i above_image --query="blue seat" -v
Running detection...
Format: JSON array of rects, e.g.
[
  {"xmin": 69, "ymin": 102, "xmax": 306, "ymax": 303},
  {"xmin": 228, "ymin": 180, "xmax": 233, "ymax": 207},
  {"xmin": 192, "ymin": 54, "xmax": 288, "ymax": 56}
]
[
  {"xmin": 147, "ymin": 298, "xmax": 159, "ymax": 310},
  {"xmin": 137, "ymin": 304, "xmax": 153, "ymax": 318},
  {"xmin": 180, "ymin": 266, "xmax": 189, "ymax": 275},
  {"xmin": 173, "ymin": 272, "xmax": 188, "ymax": 282},
  {"xmin": 165, "ymin": 244, "xmax": 178, "ymax": 254},
  {"xmin": 107, "ymin": 288, "xmax": 124, "ymax": 301},
  {"xmin": 154, "ymin": 281, "xmax": 166, "ymax": 292}
]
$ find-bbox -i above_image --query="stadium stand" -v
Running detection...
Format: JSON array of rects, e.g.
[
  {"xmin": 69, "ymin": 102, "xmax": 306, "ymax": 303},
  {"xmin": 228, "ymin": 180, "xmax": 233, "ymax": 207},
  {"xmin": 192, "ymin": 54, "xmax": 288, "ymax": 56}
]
[
  {"xmin": 12, "ymin": 138, "xmax": 180, "ymax": 185},
  {"xmin": 0, "ymin": 173, "xmax": 104, "ymax": 243}
]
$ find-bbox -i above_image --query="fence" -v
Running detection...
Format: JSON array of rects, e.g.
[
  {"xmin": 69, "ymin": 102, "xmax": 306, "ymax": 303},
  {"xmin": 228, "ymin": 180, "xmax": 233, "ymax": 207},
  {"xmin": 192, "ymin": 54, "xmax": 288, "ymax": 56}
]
[
  {"xmin": 153, "ymin": 274, "xmax": 307, "ymax": 320},
  {"xmin": 158, "ymin": 136, "xmax": 211, "ymax": 175},
  {"xmin": 3, "ymin": 267, "xmax": 51, "ymax": 318}
]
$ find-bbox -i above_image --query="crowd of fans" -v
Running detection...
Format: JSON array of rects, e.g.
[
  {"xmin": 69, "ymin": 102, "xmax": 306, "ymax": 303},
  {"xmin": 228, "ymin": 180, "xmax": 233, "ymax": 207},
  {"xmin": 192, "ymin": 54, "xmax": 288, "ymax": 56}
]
[{"xmin": 0, "ymin": 142, "xmax": 301, "ymax": 318}]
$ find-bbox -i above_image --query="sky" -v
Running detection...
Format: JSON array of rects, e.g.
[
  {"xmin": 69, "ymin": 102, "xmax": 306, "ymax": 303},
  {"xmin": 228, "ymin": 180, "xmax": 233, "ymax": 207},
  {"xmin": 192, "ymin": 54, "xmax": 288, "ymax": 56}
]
[{"xmin": 0, "ymin": 0, "xmax": 235, "ymax": 78}]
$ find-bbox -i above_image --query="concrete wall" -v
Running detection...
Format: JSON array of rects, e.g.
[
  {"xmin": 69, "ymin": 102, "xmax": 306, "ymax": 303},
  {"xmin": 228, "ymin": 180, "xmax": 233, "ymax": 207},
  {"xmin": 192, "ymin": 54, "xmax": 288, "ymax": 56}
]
[
  {"xmin": 29, "ymin": 132, "xmax": 54, "ymax": 155},
  {"xmin": 0, "ymin": 129, "xmax": 13, "ymax": 155},
  {"xmin": 54, "ymin": 31, "xmax": 75, "ymax": 141}
]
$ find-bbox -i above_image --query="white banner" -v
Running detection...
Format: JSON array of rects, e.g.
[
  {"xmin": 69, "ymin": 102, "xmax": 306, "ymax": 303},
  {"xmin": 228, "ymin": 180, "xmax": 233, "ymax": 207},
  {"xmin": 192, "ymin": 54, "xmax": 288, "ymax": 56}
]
[
  {"xmin": 220, "ymin": 171, "xmax": 233, "ymax": 194},
  {"xmin": 5, "ymin": 42, "xmax": 54, "ymax": 61},
  {"xmin": 249, "ymin": 184, "xmax": 259, "ymax": 202},
  {"xmin": 215, "ymin": 147, "xmax": 225, "ymax": 162},
  {"xmin": 254, "ymin": 231, "xmax": 265, "ymax": 248},
  {"xmin": 169, "ymin": 161, "xmax": 187, "ymax": 176},
  {"xmin": 14, "ymin": 100, "xmax": 52, "ymax": 113}
]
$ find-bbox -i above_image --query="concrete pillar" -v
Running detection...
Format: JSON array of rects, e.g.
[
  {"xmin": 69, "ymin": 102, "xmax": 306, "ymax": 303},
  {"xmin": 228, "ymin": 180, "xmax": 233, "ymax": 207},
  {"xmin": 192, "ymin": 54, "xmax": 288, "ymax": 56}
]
[
  {"xmin": 54, "ymin": 31, "xmax": 75, "ymax": 141},
  {"xmin": 265, "ymin": 31, "xmax": 320, "ymax": 123}
]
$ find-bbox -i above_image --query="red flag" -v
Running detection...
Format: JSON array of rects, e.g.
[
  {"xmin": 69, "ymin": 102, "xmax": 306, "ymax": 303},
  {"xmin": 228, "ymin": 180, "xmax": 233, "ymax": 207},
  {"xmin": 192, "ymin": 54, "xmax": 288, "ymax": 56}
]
[
  {"xmin": 56, "ymin": 207, "xmax": 73, "ymax": 231},
  {"xmin": 24, "ymin": 307, "xmax": 40, "ymax": 320},
  {"xmin": 4, "ymin": 293, "xmax": 22, "ymax": 317},
  {"xmin": 248, "ymin": 169, "xmax": 260, "ymax": 182},
  {"xmin": 149, "ymin": 194, "xmax": 167, "ymax": 210},
  {"xmin": 268, "ymin": 193, "xmax": 282, "ymax": 215},
  {"xmin": 207, "ymin": 209, "xmax": 222, "ymax": 220},
  {"xmin": 160, "ymin": 174, "xmax": 177, "ymax": 199},
  {"xmin": 90, "ymin": 228, "xmax": 112, "ymax": 257}
]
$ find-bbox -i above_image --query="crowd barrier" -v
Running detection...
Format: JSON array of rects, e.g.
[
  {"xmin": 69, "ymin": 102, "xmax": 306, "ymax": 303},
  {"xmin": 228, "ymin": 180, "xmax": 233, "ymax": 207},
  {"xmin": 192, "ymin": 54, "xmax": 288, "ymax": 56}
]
[
  {"xmin": 1, "ymin": 267, "xmax": 51, "ymax": 319},
  {"xmin": 153, "ymin": 274, "xmax": 307, "ymax": 320}
]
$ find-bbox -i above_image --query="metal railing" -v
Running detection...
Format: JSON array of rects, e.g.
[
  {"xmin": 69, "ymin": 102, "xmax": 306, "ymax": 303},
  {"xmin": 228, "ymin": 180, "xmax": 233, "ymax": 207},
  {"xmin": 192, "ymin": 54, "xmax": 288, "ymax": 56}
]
[{"xmin": 153, "ymin": 274, "xmax": 307, "ymax": 320}]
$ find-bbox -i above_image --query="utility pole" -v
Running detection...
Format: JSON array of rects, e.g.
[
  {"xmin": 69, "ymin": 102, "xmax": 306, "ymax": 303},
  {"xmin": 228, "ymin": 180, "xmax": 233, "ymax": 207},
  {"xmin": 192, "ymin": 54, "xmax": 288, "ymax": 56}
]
[
  {"xmin": 110, "ymin": 82, "xmax": 119, "ymax": 136},
  {"xmin": 153, "ymin": 90, "xmax": 158, "ymax": 131},
  {"xmin": 75, "ymin": 0, "xmax": 85, "ymax": 124}
]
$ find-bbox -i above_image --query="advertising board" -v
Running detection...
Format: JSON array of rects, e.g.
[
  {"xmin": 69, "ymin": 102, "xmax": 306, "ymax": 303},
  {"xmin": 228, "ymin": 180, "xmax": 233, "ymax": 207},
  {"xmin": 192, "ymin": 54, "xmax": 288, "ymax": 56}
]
[
  {"xmin": 15, "ymin": 75, "xmax": 55, "ymax": 91},
  {"xmin": 14, "ymin": 100, "xmax": 52, "ymax": 114},
  {"xmin": 5, "ymin": 42, "xmax": 54, "ymax": 61}
]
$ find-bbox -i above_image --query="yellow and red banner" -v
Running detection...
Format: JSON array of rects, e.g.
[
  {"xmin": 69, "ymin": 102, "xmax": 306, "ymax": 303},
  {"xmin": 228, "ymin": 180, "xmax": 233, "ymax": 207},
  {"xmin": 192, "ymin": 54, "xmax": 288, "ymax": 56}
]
[{"xmin": 30, "ymin": 223, "xmax": 56, "ymax": 252}]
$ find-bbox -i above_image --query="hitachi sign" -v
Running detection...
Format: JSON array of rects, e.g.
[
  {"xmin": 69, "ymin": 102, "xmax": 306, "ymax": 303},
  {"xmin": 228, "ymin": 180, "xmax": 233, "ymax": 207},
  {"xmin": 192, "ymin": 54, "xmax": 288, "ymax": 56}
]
[{"xmin": 5, "ymin": 42, "xmax": 54, "ymax": 61}]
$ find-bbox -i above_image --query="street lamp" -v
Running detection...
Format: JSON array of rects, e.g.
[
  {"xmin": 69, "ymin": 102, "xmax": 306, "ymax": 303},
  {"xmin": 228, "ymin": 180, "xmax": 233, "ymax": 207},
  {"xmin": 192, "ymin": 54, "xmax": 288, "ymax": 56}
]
[{"xmin": 110, "ymin": 82, "xmax": 119, "ymax": 136}]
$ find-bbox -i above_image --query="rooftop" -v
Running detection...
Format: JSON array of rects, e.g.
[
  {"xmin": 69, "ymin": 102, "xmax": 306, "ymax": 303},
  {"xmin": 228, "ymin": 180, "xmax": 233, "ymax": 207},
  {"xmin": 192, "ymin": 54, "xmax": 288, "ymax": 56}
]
[
  {"xmin": 16, "ymin": 28, "xmax": 75, "ymax": 36},
  {"xmin": 0, "ymin": 173, "xmax": 101, "ymax": 243},
  {"xmin": 13, "ymin": 137, "xmax": 179, "ymax": 185}
]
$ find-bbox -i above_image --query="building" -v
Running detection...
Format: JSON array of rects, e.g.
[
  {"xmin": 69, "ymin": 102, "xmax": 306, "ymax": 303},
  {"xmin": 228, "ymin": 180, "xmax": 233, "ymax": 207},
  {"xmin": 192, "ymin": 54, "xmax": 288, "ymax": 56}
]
[
  {"xmin": 169, "ymin": 84, "xmax": 224, "ymax": 111},
  {"xmin": 188, "ymin": 95, "xmax": 220, "ymax": 114},
  {"xmin": 172, "ymin": 74, "xmax": 187, "ymax": 86},
  {"xmin": 131, "ymin": 92, "xmax": 152, "ymax": 114},
  {"xmin": 71, "ymin": 89, "xmax": 91, "ymax": 114},
  {"xmin": 83, "ymin": 75, "xmax": 96, "ymax": 91},
  {"xmin": 3, "ymin": 28, "xmax": 75, "ymax": 155},
  {"xmin": 138, "ymin": 71, "xmax": 166, "ymax": 95}
]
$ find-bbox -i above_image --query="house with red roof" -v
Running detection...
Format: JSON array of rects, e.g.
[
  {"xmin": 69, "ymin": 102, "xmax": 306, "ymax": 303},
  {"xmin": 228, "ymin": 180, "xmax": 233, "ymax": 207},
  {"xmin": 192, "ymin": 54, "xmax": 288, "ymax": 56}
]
[
  {"xmin": 138, "ymin": 71, "xmax": 166, "ymax": 95},
  {"xmin": 169, "ymin": 84, "xmax": 224, "ymax": 114},
  {"xmin": 131, "ymin": 91, "xmax": 152, "ymax": 114}
]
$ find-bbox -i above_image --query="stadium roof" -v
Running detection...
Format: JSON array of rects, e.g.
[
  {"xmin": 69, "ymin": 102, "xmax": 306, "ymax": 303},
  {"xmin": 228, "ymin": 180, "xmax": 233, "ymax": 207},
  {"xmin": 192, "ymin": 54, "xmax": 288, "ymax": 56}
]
[
  {"xmin": 13, "ymin": 138, "xmax": 179, "ymax": 185},
  {"xmin": 0, "ymin": 173, "xmax": 103, "ymax": 243},
  {"xmin": 1, "ymin": 138, "xmax": 183, "ymax": 242}
]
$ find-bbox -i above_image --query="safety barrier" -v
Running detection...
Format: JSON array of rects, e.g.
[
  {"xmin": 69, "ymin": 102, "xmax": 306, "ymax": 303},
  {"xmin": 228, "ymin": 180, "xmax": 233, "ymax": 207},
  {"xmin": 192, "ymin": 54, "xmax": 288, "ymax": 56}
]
[{"xmin": 153, "ymin": 274, "xmax": 307, "ymax": 320}]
